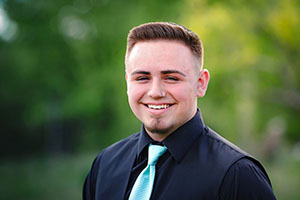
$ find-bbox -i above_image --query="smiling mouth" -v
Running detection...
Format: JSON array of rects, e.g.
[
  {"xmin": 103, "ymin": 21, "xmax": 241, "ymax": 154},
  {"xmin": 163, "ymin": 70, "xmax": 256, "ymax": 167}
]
[{"xmin": 145, "ymin": 104, "xmax": 173, "ymax": 110}]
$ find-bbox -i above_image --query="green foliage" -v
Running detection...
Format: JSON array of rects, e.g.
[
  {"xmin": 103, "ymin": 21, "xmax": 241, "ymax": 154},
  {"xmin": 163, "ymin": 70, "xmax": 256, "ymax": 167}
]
[
  {"xmin": 0, "ymin": 153, "xmax": 94, "ymax": 200},
  {"xmin": 0, "ymin": 0, "xmax": 182, "ymax": 156},
  {"xmin": 0, "ymin": 0, "xmax": 299, "ymax": 199},
  {"xmin": 182, "ymin": 0, "xmax": 300, "ymax": 143}
]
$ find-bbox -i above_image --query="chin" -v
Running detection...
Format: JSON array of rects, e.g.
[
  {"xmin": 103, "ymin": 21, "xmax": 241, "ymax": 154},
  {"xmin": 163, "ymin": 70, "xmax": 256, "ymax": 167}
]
[{"xmin": 145, "ymin": 124, "xmax": 174, "ymax": 135}]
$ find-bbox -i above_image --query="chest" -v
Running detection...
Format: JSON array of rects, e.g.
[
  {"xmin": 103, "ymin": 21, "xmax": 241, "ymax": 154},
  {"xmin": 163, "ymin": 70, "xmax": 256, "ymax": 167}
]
[
  {"xmin": 151, "ymin": 157, "xmax": 223, "ymax": 200},
  {"xmin": 95, "ymin": 152, "xmax": 226, "ymax": 200}
]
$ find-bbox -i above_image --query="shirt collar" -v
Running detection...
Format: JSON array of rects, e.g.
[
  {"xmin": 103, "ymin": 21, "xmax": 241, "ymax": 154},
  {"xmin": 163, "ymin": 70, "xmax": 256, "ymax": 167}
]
[
  {"xmin": 137, "ymin": 126, "xmax": 154, "ymax": 157},
  {"xmin": 137, "ymin": 109, "xmax": 205, "ymax": 163}
]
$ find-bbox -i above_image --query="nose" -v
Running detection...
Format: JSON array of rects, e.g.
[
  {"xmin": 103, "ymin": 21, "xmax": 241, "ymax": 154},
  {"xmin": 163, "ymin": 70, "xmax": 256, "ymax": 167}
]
[{"xmin": 148, "ymin": 79, "xmax": 165, "ymax": 99}]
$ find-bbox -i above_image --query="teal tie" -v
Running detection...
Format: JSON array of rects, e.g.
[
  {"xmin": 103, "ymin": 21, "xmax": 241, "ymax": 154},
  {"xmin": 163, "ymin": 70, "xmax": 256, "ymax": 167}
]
[{"xmin": 129, "ymin": 144, "xmax": 167, "ymax": 200}]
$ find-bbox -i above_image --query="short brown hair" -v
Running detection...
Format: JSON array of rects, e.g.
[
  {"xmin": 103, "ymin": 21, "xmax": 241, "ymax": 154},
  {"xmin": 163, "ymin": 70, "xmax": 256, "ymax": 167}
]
[{"xmin": 125, "ymin": 22, "xmax": 203, "ymax": 68}]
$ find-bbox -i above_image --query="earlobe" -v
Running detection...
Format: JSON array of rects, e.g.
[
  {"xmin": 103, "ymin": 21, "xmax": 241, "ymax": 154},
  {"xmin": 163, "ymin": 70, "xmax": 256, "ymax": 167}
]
[{"xmin": 197, "ymin": 69, "xmax": 210, "ymax": 98}]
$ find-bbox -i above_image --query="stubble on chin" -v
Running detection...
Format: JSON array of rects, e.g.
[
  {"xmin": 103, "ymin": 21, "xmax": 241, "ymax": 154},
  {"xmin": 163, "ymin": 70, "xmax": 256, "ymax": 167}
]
[{"xmin": 145, "ymin": 119, "xmax": 174, "ymax": 135}]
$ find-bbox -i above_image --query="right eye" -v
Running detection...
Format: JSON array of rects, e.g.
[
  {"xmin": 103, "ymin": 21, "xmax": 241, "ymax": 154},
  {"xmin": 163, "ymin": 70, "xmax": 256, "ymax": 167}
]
[{"xmin": 136, "ymin": 76, "xmax": 149, "ymax": 81}]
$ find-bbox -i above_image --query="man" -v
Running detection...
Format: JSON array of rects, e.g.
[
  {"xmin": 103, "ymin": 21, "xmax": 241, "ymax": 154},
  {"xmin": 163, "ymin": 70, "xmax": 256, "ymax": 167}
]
[{"xmin": 83, "ymin": 22, "xmax": 276, "ymax": 200}]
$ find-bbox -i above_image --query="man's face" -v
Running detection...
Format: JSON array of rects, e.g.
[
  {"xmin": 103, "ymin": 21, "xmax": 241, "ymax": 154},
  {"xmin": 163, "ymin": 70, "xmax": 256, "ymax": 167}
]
[{"xmin": 126, "ymin": 40, "xmax": 209, "ymax": 141}]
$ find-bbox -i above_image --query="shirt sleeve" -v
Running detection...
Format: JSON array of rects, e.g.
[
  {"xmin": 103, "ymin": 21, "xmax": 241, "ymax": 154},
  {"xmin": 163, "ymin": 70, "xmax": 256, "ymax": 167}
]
[
  {"xmin": 83, "ymin": 153, "xmax": 103, "ymax": 200},
  {"xmin": 218, "ymin": 158, "xmax": 276, "ymax": 200},
  {"xmin": 83, "ymin": 171, "xmax": 93, "ymax": 200}
]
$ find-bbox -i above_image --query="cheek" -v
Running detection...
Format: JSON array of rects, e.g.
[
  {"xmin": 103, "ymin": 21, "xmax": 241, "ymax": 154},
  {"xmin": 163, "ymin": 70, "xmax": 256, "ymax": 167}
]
[
  {"xmin": 168, "ymin": 84, "xmax": 196, "ymax": 100},
  {"xmin": 127, "ymin": 84, "xmax": 145, "ymax": 103}
]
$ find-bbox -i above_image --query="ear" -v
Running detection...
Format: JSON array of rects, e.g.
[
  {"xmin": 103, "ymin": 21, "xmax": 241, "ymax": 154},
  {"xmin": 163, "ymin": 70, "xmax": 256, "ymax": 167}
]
[{"xmin": 197, "ymin": 69, "xmax": 210, "ymax": 98}]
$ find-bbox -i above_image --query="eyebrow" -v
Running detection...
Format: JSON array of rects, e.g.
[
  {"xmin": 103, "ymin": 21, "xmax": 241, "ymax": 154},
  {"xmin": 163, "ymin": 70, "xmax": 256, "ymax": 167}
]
[
  {"xmin": 130, "ymin": 69, "xmax": 186, "ymax": 77},
  {"xmin": 131, "ymin": 70, "xmax": 150, "ymax": 76},
  {"xmin": 161, "ymin": 70, "xmax": 186, "ymax": 77}
]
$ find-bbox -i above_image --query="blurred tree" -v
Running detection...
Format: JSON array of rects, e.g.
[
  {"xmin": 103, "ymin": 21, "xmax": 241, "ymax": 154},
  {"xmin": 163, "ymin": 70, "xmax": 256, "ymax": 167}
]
[
  {"xmin": 0, "ymin": 0, "xmax": 299, "ymax": 158},
  {"xmin": 0, "ymin": 0, "xmax": 182, "ymax": 157},
  {"xmin": 0, "ymin": 0, "xmax": 299, "ymax": 199},
  {"xmin": 181, "ymin": 0, "xmax": 300, "ymax": 147}
]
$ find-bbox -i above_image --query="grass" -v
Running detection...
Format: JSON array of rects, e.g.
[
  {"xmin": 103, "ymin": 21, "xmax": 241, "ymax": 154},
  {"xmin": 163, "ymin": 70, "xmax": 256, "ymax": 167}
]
[
  {"xmin": 0, "ymin": 147, "xmax": 299, "ymax": 200},
  {"xmin": 265, "ymin": 147, "xmax": 300, "ymax": 200},
  {"xmin": 0, "ymin": 153, "xmax": 96, "ymax": 200}
]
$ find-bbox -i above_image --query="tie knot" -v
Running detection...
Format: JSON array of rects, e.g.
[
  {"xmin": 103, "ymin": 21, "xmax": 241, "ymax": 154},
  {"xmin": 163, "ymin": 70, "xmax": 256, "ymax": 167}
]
[{"xmin": 148, "ymin": 144, "xmax": 167, "ymax": 165}]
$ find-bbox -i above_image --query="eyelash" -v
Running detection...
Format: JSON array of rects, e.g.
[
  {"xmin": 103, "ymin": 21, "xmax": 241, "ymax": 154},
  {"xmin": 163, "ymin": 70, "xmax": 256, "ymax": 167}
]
[
  {"xmin": 166, "ymin": 76, "xmax": 179, "ymax": 81},
  {"xmin": 135, "ymin": 76, "xmax": 180, "ymax": 82},
  {"xmin": 136, "ymin": 76, "xmax": 149, "ymax": 81}
]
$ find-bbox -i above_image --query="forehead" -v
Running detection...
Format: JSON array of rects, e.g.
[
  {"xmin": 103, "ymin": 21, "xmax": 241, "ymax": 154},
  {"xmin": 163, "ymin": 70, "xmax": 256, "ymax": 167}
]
[{"xmin": 126, "ymin": 40, "xmax": 197, "ymax": 73}]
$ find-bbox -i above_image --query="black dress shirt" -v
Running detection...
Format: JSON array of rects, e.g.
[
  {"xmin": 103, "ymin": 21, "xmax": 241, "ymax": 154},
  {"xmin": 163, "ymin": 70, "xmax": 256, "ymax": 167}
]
[{"xmin": 83, "ymin": 110, "xmax": 276, "ymax": 200}]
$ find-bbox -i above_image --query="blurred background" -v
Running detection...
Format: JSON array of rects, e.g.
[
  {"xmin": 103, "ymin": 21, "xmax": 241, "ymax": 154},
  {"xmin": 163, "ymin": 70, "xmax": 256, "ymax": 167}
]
[{"xmin": 0, "ymin": 0, "xmax": 299, "ymax": 199}]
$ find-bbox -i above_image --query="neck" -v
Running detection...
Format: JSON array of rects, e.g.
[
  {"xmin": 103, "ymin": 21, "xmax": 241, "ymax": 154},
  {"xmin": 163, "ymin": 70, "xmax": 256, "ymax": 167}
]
[
  {"xmin": 146, "ymin": 130, "xmax": 173, "ymax": 142},
  {"xmin": 145, "ymin": 108, "xmax": 198, "ymax": 142}
]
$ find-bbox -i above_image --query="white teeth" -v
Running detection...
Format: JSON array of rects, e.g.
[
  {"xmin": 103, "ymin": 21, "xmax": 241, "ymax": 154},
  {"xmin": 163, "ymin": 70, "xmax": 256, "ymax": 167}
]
[{"xmin": 147, "ymin": 104, "xmax": 170, "ymax": 110}]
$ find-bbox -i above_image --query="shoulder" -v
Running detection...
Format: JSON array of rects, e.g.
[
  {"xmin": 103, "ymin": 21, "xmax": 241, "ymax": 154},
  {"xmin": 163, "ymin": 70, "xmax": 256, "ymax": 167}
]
[
  {"xmin": 83, "ymin": 132, "xmax": 141, "ymax": 199},
  {"xmin": 201, "ymin": 127, "xmax": 272, "ymax": 185},
  {"xmin": 93, "ymin": 132, "xmax": 140, "ymax": 164},
  {"xmin": 218, "ymin": 158, "xmax": 276, "ymax": 200},
  {"xmin": 200, "ymin": 127, "xmax": 276, "ymax": 199},
  {"xmin": 86, "ymin": 132, "xmax": 140, "ymax": 183},
  {"xmin": 197, "ymin": 126, "xmax": 253, "ymax": 170},
  {"xmin": 204, "ymin": 127, "xmax": 251, "ymax": 158},
  {"xmin": 204, "ymin": 127, "xmax": 272, "ymax": 182}
]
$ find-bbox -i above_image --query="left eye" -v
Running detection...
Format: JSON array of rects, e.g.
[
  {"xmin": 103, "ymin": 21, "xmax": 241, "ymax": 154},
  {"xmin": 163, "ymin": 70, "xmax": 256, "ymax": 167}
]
[{"xmin": 166, "ymin": 77, "xmax": 179, "ymax": 81}]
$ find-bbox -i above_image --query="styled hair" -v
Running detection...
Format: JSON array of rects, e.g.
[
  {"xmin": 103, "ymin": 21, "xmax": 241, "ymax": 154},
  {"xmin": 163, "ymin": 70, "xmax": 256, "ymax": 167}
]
[{"xmin": 125, "ymin": 22, "xmax": 203, "ymax": 68}]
